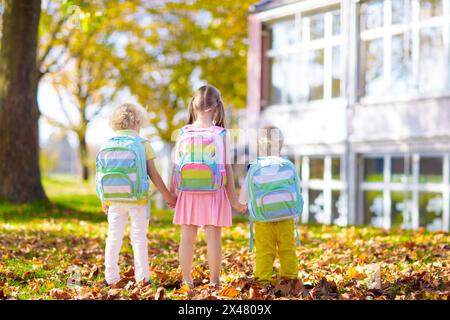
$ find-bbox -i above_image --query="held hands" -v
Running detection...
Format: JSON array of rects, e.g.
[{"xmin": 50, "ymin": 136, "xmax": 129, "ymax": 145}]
[
  {"xmin": 101, "ymin": 202, "xmax": 109, "ymax": 214},
  {"xmin": 166, "ymin": 192, "xmax": 178, "ymax": 209},
  {"xmin": 233, "ymin": 202, "xmax": 247, "ymax": 215}
]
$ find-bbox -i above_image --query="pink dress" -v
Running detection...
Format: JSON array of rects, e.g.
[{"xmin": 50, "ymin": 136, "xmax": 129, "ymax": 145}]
[
  {"xmin": 173, "ymin": 189, "xmax": 232, "ymax": 227},
  {"xmin": 172, "ymin": 126, "xmax": 232, "ymax": 227}
]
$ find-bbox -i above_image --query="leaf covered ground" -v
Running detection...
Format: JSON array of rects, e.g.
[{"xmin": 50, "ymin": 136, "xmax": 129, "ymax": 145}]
[{"xmin": 0, "ymin": 176, "xmax": 449, "ymax": 300}]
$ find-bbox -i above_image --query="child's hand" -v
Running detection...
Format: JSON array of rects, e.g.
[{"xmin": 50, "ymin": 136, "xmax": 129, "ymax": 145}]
[
  {"xmin": 233, "ymin": 202, "xmax": 247, "ymax": 215},
  {"xmin": 101, "ymin": 202, "xmax": 109, "ymax": 214},
  {"xmin": 166, "ymin": 192, "xmax": 177, "ymax": 209}
]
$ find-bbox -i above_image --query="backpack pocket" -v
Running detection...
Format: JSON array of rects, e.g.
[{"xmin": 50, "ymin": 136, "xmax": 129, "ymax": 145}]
[
  {"xmin": 178, "ymin": 162, "xmax": 216, "ymax": 191},
  {"xmin": 100, "ymin": 172, "xmax": 135, "ymax": 200},
  {"xmin": 258, "ymin": 188, "xmax": 298, "ymax": 220},
  {"xmin": 251, "ymin": 175, "xmax": 299, "ymax": 220}
]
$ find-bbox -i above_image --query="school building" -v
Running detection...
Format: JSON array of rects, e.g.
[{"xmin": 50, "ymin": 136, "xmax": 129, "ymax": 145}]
[{"xmin": 244, "ymin": 0, "xmax": 450, "ymax": 231}]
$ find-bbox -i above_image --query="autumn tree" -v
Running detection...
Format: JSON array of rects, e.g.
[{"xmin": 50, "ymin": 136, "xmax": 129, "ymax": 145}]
[
  {"xmin": 0, "ymin": 0, "xmax": 47, "ymax": 202},
  {"xmin": 39, "ymin": 0, "xmax": 153, "ymax": 181},
  {"xmin": 129, "ymin": 0, "xmax": 258, "ymax": 143}
]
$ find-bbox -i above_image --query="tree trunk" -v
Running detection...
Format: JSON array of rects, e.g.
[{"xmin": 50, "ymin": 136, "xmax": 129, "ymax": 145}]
[
  {"xmin": 78, "ymin": 133, "xmax": 90, "ymax": 181},
  {"xmin": 0, "ymin": 0, "xmax": 47, "ymax": 202}
]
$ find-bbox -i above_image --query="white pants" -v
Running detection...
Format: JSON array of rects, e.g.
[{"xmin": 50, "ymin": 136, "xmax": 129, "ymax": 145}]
[{"xmin": 104, "ymin": 203, "xmax": 149, "ymax": 285}]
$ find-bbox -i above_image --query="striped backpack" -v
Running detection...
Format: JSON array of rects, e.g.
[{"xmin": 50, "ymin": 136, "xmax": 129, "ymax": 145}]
[
  {"xmin": 95, "ymin": 135, "xmax": 150, "ymax": 218},
  {"xmin": 247, "ymin": 156, "xmax": 303, "ymax": 251},
  {"xmin": 174, "ymin": 125, "xmax": 226, "ymax": 192}
]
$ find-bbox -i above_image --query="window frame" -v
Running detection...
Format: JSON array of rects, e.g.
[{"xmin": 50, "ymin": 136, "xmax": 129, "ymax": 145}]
[
  {"xmin": 301, "ymin": 155, "xmax": 347, "ymax": 226},
  {"xmin": 265, "ymin": 5, "xmax": 345, "ymax": 106},
  {"xmin": 359, "ymin": 152, "xmax": 450, "ymax": 231},
  {"xmin": 359, "ymin": 0, "xmax": 450, "ymax": 102}
]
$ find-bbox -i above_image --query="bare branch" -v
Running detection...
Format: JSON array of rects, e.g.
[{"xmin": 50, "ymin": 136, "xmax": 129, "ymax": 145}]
[
  {"xmin": 42, "ymin": 114, "xmax": 75, "ymax": 132},
  {"xmin": 38, "ymin": 14, "xmax": 70, "ymax": 69}
]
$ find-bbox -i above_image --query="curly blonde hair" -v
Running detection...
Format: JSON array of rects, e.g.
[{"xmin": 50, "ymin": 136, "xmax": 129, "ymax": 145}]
[{"xmin": 110, "ymin": 103, "xmax": 148, "ymax": 131}]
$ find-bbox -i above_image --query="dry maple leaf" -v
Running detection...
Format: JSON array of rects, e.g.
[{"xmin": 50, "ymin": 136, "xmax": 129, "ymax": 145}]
[
  {"xmin": 124, "ymin": 266, "xmax": 134, "ymax": 278},
  {"xmin": 273, "ymin": 279, "xmax": 292, "ymax": 297},
  {"xmin": 249, "ymin": 286, "xmax": 265, "ymax": 300},
  {"xmin": 124, "ymin": 280, "xmax": 135, "ymax": 291},
  {"xmin": 111, "ymin": 278, "xmax": 129, "ymax": 289},
  {"xmin": 88, "ymin": 265, "xmax": 99, "ymax": 279},
  {"xmin": 316, "ymin": 277, "xmax": 339, "ymax": 299},
  {"xmin": 173, "ymin": 283, "xmax": 192, "ymax": 295},
  {"xmin": 139, "ymin": 285, "xmax": 154, "ymax": 299},
  {"xmin": 290, "ymin": 279, "xmax": 304, "ymax": 296},
  {"xmin": 219, "ymin": 285, "xmax": 240, "ymax": 298},
  {"xmin": 49, "ymin": 288, "xmax": 71, "ymax": 300},
  {"xmin": 107, "ymin": 288, "xmax": 122, "ymax": 299}
]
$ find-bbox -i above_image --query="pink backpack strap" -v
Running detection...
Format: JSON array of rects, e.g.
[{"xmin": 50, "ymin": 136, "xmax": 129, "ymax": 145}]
[
  {"xmin": 181, "ymin": 125, "xmax": 226, "ymax": 136},
  {"xmin": 211, "ymin": 126, "xmax": 226, "ymax": 136}
]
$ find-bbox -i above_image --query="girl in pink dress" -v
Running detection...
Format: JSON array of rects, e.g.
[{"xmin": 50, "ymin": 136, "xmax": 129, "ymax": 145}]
[{"xmin": 171, "ymin": 85, "xmax": 246, "ymax": 288}]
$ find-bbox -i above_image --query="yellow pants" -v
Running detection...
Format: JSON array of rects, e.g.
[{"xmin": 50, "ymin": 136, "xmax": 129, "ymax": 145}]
[{"xmin": 254, "ymin": 219, "xmax": 299, "ymax": 284}]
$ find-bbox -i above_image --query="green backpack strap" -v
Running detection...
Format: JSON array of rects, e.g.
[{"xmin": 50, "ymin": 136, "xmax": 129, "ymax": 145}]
[
  {"xmin": 295, "ymin": 216, "xmax": 300, "ymax": 246},
  {"xmin": 249, "ymin": 220, "xmax": 254, "ymax": 252}
]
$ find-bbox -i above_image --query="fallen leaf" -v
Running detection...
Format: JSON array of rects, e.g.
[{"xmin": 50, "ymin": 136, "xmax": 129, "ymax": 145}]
[
  {"xmin": 0, "ymin": 289, "xmax": 7, "ymax": 300},
  {"xmin": 124, "ymin": 266, "xmax": 134, "ymax": 278},
  {"xmin": 155, "ymin": 287, "xmax": 165, "ymax": 300},
  {"xmin": 49, "ymin": 288, "xmax": 71, "ymax": 300},
  {"xmin": 219, "ymin": 285, "xmax": 240, "ymax": 298},
  {"xmin": 107, "ymin": 288, "xmax": 122, "ymax": 299}
]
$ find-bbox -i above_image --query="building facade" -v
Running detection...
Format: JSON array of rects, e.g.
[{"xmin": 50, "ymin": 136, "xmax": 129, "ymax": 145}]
[{"xmin": 245, "ymin": 0, "xmax": 450, "ymax": 231}]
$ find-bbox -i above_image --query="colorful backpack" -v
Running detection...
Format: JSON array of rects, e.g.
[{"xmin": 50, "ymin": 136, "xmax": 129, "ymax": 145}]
[
  {"xmin": 247, "ymin": 156, "xmax": 303, "ymax": 251},
  {"xmin": 95, "ymin": 135, "xmax": 151, "ymax": 219},
  {"xmin": 174, "ymin": 125, "xmax": 226, "ymax": 192}
]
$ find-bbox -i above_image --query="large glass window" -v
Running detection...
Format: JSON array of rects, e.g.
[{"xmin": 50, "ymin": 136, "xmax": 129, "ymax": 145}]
[
  {"xmin": 391, "ymin": 32, "xmax": 413, "ymax": 93},
  {"xmin": 419, "ymin": 156, "xmax": 443, "ymax": 183},
  {"xmin": 391, "ymin": 191, "xmax": 413, "ymax": 229},
  {"xmin": 309, "ymin": 49, "xmax": 325, "ymax": 100},
  {"xmin": 332, "ymin": 157, "xmax": 341, "ymax": 180},
  {"xmin": 271, "ymin": 18, "xmax": 297, "ymax": 50},
  {"xmin": 267, "ymin": 7, "xmax": 343, "ymax": 105},
  {"xmin": 364, "ymin": 157, "xmax": 384, "ymax": 182},
  {"xmin": 362, "ymin": 38, "xmax": 384, "ymax": 96},
  {"xmin": 332, "ymin": 10, "xmax": 341, "ymax": 35},
  {"xmin": 309, "ymin": 12, "xmax": 325, "ymax": 40},
  {"xmin": 269, "ymin": 57, "xmax": 283, "ymax": 105},
  {"xmin": 309, "ymin": 189, "xmax": 326, "ymax": 223},
  {"xmin": 362, "ymin": 0, "xmax": 384, "ymax": 30},
  {"xmin": 332, "ymin": 190, "xmax": 346, "ymax": 225},
  {"xmin": 310, "ymin": 158, "xmax": 324, "ymax": 180},
  {"xmin": 420, "ymin": 0, "xmax": 443, "ymax": 20},
  {"xmin": 419, "ymin": 27, "xmax": 446, "ymax": 92},
  {"xmin": 332, "ymin": 46, "xmax": 342, "ymax": 98},
  {"xmin": 419, "ymin": 192, "xmax": 443, "ymax": 231},
  {"xmin": 392, "ymin": 0, "xmax": 413, "ymax": 24},
  {"xmin": 391, "ymin": 156, "xmax": 412, "ymax": 183},
  {"xmin": 364, "ymin": 191, "xmax": 384, "ymax": 228},
  {"xmin": 360, "ymin": 153, "xmax": 448, "ymax": 231},
  {"xmin": 301, "ymin": 156, "xmax": 346, "ymax": 226},
  {"xmin": 360, "ymin": 0, "xmax": 449, "ymax": 97}
]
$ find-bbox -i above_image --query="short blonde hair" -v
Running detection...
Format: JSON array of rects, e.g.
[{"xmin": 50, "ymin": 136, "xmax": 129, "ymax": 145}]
[
  {"xmin": 258, "ymin": 125, "xmax": 284, "ymax": 156},
  {"xmin": 110, "ymin": 103, "xmax": 148, "ymax": 131}
]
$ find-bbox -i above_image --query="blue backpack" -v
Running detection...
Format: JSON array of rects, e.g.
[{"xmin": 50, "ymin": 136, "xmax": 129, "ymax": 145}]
[
  {"xmin": 95, "ymin": 135, "xmax": 151, "ymax": 219},
  {"xmin": 246, "ymin": 156, "xmax": 303, "ymax": 251}
]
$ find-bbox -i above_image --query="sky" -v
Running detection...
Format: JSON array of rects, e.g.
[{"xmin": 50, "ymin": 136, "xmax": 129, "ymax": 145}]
[
  {"xmin": 38, "ymin": 82, "xmax": 113, "ymax": 147},
  {"xmin": 37, "ymin": 82, "xmax": 164, "ymax": 153}
]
